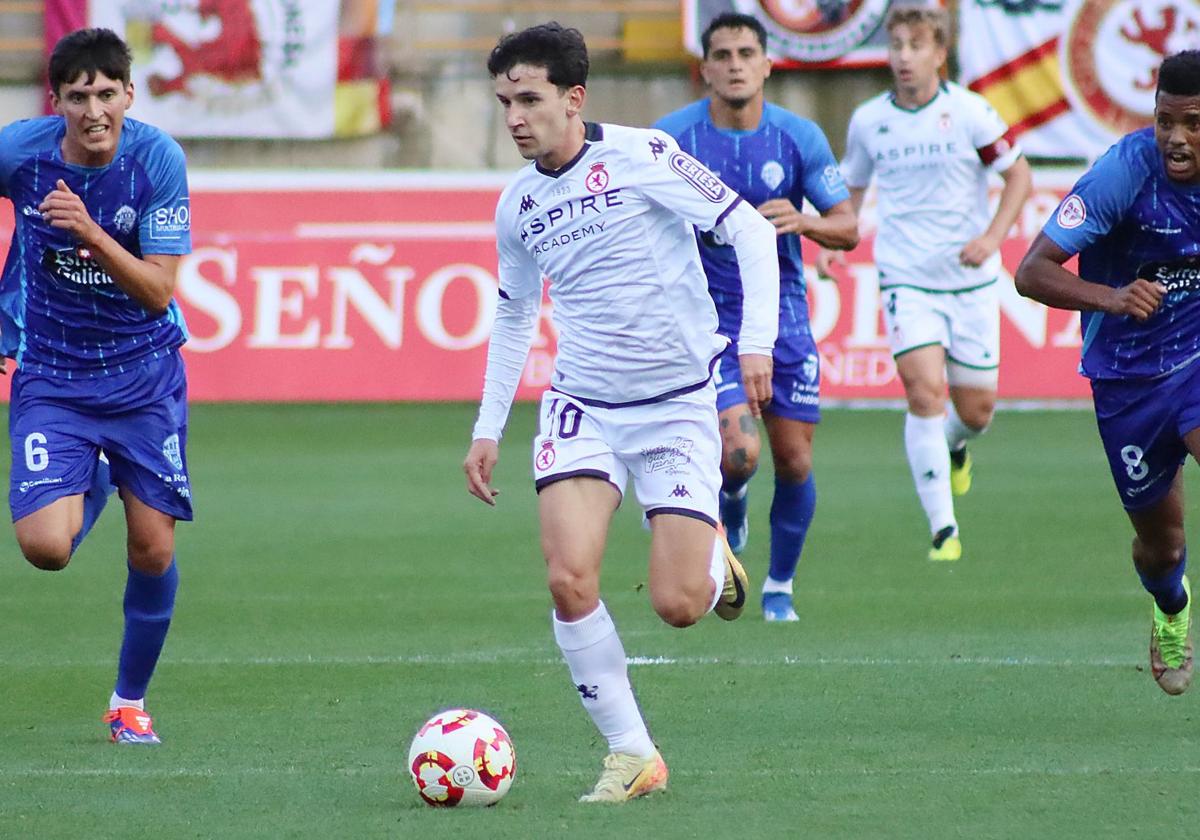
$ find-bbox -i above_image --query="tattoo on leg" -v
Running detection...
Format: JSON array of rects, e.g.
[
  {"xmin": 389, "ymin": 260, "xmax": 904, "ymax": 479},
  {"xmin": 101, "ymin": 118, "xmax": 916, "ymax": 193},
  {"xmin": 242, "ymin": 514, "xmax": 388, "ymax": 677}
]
[
  {"xmin": 732, "ymin": 448, "xmax": 750, "ymax": 470},
  {"xmin": 738, "ymin": 414, "xmax": 759, "ymax": 437}
]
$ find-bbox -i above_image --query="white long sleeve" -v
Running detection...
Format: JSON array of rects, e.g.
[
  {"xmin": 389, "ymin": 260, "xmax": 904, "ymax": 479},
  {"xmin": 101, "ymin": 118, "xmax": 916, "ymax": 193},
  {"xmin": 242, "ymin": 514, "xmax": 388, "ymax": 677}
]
[
  {"xmin": 714, "ymin": 200, "xmax": 780, "ymax": 356},
  {"xmin": 471, "ymin": 291, "xmax": 541, "ymax": 442}
]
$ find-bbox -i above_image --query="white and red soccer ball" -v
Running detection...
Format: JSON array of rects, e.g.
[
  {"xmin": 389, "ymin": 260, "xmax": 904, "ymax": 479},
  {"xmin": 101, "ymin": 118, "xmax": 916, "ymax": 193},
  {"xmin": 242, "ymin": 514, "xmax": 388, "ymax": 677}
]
[{"xmin": 407, "ymin": 708, "xmax": 516, "ymax": 807}]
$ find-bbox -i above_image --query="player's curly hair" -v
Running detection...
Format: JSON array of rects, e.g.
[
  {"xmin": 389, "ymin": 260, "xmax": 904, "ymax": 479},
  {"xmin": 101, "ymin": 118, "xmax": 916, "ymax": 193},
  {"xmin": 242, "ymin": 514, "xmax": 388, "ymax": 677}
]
[
  {"xmin": 49, "ymin": 28, "xmax": 131, "ymax": 94},
  {"xmin": 1158, "ymin": 50, "xmax": 1200, "ymax": 98},
  {"xmin": 700, "ymin": 13, "xmax": 768, "ymax": 57},
  {"xmin": 487, "ymin": 22, "xmax": 589, "ymax": 91}
]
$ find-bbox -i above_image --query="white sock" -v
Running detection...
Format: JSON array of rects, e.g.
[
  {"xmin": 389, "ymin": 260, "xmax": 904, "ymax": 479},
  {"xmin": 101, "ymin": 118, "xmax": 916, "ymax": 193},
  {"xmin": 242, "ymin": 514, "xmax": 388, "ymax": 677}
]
[
  {"xmin": 553, "ymin": 603, "xmax": 655, "ymax": 758},
  {"xmin": 944, "ymin": 403, "xmax": 986, "ymax": 452},
  {"xmin": 109, "ymin": 692, "xmax": 144, "ymax": 711},
  {"xmin": 905, "ymin": 412, "xmax": 956, "ymax": 536},
  {"xmin": 707, "ymin": 531, "xmax": 725, "ymax": 613},
  {"xmin": 762, "ymin": 576, "xmax": 793, "ymax": 595},
  {"xmin": 719, "ymin": 483, "xmax": 748, "ymax": 503}
]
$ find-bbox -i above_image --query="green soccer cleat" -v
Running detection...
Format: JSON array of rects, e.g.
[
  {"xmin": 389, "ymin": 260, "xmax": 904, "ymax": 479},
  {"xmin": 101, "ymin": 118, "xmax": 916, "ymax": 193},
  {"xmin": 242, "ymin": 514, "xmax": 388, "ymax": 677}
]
[
  {"xmin": 579, "ymin": 751, "xmax": 669, "ymax": 803},
  {"xmin": 928, "ymin": 525, "xmax": 961, "ymax": 562},
  {"xmin": 1150, "ymin": 575, "xmax": 1193, "ymax": 696},
  {"xmin": 949, "ymin": 446, "xmax": 973, "ymax": 496}
]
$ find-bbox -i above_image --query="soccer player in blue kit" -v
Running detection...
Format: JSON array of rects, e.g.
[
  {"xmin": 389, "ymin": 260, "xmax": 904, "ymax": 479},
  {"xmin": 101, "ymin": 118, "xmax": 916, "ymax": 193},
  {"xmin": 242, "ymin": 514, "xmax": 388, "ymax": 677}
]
[
  {"xmin": 1016, "ymin": 51, "xmax": 1200, "ymax": 695},
  {"xmin": 655, "ymin": 13, "xmax": 859, "ymax": 621},
  {"xmin": 0, "ymin": 28, "xmax": 193, "ymax": 741}
]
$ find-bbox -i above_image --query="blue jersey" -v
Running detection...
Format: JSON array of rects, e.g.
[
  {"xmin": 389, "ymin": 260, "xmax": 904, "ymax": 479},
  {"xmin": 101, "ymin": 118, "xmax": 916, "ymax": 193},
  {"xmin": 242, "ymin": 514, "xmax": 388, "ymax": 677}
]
[
  {"xmin": 0, "ymin": 116, "xmax": 191, "ymax": 380},
  {"xmin": 654, "ymin": 100, "xmax": 848, "ymax": 345},
  {"xmin": 1043, "ymin": 128, "xmax": 1200, "ymax": 381}
]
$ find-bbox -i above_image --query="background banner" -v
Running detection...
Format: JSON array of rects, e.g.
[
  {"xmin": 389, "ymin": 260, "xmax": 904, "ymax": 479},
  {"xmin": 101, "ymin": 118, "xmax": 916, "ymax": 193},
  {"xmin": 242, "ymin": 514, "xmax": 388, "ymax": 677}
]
[
  {"xmin": 44, "ymin": 1, "xmax": 388, "ymax": 138},
  {"xmin": 0, "ymin": 170, "xmax": 1090, "ymax": 403},
  {"xmin": 683, "ymin": 0, "xmax": 898, "ymax": 67},
  {"xmin": 959, "ymin": 0, "xmax": 1200, "ymax": 159}
]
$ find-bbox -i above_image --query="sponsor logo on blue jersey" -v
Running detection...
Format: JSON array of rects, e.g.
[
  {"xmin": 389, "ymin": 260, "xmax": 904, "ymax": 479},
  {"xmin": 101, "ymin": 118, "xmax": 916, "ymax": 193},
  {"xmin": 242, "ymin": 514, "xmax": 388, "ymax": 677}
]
[
  {"xmin": 150, "ymin": 199, "xmax": 190, "ymax": 240},
  {"xmin": 40, "ymin": 247, "xmax": 114, "ymax": 289}
]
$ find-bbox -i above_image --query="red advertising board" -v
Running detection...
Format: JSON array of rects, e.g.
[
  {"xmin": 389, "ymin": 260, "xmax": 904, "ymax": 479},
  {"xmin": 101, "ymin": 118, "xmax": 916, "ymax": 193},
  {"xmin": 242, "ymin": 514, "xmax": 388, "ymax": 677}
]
[{"xmin": 0, "ymin": 170, "xmax": 1090, "ymax": 402}]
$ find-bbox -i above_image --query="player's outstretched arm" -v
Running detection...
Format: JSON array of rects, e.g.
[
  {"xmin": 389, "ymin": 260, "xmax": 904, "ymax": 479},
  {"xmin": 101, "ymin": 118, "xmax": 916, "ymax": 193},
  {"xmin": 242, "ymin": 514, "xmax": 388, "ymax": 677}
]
[
  {"xmin": 38, "ymin": 179, "xmax": 179, "ymax": 313},
  {"xmin": 464, "ymin": 438, "xmax": 501, "ymax": 505},
  {"xmin": 1016, "ymin": 233, "xmax": 1165, "ymax": 321}
]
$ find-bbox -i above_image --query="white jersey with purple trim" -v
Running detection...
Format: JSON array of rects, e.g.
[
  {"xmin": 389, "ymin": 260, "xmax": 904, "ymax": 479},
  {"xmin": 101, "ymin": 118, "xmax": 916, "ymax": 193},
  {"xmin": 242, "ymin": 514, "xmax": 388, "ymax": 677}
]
[
  {"xmin": 841, "ymin": 82, "xmax": 1020, "ymax": 292},
  {"xmin": 494, "ymin": 122, "xmax": 743, "ymax": 406}
]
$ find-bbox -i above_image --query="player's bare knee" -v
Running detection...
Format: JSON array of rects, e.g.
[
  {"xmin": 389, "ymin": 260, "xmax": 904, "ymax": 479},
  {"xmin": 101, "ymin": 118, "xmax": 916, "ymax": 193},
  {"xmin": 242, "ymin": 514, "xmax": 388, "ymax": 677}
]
[
  {"xmin": 546, "ymin": 566, "xmax": 598, "ymax": 614},
  {"xmin": 651, "ymin": 591, "xmax": 704, "ymax": 628},
  {"xmin": 773, "ymin": 451, "xmax": 812, "ymax": 484},
  {"xmin": 127, "ymin": 541, "xmax": 175, "ymax": 575},
  {"xmin": 722, "ymin": 451, "xmax": 758, "ymax": 486},
  {"xmin": 20, "ymin": 537, "xmax": 72, "ymax": 571}
]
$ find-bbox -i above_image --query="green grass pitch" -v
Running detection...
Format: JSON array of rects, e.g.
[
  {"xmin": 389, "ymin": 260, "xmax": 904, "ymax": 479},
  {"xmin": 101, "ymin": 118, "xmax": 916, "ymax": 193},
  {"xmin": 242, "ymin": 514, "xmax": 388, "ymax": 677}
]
[{"xmin": 1, "ymin": 403, "xmax": 1198, "ymax": 838}]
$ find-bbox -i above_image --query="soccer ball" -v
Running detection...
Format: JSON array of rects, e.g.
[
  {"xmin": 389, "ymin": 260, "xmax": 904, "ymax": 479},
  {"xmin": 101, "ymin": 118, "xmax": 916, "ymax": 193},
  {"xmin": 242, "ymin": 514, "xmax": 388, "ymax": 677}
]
[{"xmin": 407, "ymin": 708, "xmax": 516, "ymax": 807}]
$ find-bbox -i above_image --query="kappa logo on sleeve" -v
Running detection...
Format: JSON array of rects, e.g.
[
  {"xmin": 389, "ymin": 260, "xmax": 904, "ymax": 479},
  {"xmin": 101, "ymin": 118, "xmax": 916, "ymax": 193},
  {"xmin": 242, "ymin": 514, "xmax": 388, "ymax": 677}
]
[
  {"xmin": 150, "ymin": 199, "xmax": 190, "ymax": 240},
  {"xmin": 1056, "ymin": 194, "xmax": 1087, "ymax": 229},
  {"xmin": 669, "ymin": 152, "xmax": 728, "ymax": 203}
]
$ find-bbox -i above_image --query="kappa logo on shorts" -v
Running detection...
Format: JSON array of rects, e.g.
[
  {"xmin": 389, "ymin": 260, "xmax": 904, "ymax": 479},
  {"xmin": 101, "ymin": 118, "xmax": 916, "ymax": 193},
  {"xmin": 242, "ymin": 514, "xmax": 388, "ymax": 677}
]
[
  {"xmin": 162, "ymin": 434, "xmax": 183, "ymax": 471},
  {"xmin": 535, "ymin": 440, "xmax": 556, "ymax": 471},
  {"xmin": 669, "ymin": 484, "xmax": 692, "ymax": 498}
]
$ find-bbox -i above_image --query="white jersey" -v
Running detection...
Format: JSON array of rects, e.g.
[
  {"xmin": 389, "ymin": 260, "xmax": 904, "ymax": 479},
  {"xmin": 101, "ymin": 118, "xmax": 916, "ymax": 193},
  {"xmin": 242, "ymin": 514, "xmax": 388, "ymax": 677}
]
[
  {"xmin": 841, "ymin": 82, "xmax": 1021, "ymax": 292},
  {"xmin": 494, "ymin": 122, "xmax": 752, "ymax": 406}
]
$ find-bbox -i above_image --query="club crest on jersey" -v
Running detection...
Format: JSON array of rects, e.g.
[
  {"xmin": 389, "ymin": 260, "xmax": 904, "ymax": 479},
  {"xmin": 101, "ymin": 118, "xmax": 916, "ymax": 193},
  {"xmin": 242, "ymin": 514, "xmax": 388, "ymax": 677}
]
[
  {"xmin": 162, "ymin": 434, "xmax": 184, "ymax": 471},
  {"xmin": 1057, "ymin": 195, "xmax": 1087, "ymax": 229},
  {"xmin": 535, "ymin": 440, "xmax": 556, "ymax": 471},
  {"xmin": 585, "ymin": 162, "xmax": 610, "ymax": 194},
  {"xmin": 114, "ymin": 205, "xmax": 138, "ymax": 234},
  {"xmin": 669, "ymin": 152, "xmax": 728, "ymax": 203},
  {"xmin": 938, "ymin": 112, "xmax": 953, "ymax": 132},
  {"xmin": 761, "ymin": 161, "xmax": 785, "ymax": 190}
]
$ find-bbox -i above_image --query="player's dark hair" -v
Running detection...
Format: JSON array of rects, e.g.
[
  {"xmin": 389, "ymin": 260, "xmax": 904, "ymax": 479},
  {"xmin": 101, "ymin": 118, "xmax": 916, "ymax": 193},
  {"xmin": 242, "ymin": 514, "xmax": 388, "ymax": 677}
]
[
  {"xmin": 1158, "ymin": 50, "xmax": 1200, "ymax": 98},
  {"xmin": 48, "ymin": 28, "xmax": 131, "ymax": 93},
  {"xmin": 700, "ymin": 13, "xmax": 768, "ymax": 57},
  {"xmin": 487, "ymin": 22, "xmax": 589, "ymax": 90}
]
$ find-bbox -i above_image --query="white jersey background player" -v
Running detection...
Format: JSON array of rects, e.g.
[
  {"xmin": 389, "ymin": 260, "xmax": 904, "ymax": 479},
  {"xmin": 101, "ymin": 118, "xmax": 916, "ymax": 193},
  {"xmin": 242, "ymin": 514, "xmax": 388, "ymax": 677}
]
[
  {"xmin": 819, "ymin": 6, "xmax": 1031, "ymax": 562},
  {"xmin": 462, "ymin": 23, "xmax": 780, "ymax": 803}
]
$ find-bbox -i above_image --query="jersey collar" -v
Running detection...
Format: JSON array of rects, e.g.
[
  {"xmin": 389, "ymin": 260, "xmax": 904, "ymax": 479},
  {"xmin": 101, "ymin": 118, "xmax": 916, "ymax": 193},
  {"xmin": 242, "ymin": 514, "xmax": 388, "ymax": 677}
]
[{"xmin": 535, "ymin": 122, "xmax": 603, "ymax": 178}]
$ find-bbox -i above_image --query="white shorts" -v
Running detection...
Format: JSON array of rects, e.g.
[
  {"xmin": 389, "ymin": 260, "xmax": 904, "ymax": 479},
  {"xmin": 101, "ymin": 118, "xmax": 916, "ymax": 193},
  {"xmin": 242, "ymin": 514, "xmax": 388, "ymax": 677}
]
[
  {"xmin": 881, "ymin": 283, "xmax": 1000, "ymax": 388},
  {"xmin": 532, "ymin": 384, "xmax": 721, "ymax": 525}
]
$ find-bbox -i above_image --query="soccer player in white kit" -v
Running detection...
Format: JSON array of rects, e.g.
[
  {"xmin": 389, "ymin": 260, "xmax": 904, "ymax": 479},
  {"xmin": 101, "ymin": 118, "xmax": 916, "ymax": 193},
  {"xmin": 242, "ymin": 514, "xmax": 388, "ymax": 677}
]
[
  {"xmin": 462, "ymin": 23, "xmax": 781, "ymax": 802},
  {"xmin": 819, "ymin": 6, "xmax": 1031, "ymax": 561}
]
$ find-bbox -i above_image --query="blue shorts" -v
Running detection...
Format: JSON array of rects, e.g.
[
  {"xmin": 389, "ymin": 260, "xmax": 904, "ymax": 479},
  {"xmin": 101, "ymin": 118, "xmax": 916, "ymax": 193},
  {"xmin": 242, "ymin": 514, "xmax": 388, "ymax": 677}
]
[
  {"xmin": 713, "ymin": 332, "xmax": 821, "ymax": 423},
  {"xmin": 8, "ymin": 352, "xmax": 193, "ymax": 522},
  {"xmin": 1091, "ymin": 360, "xmax": 1200, "ymax": 511}
]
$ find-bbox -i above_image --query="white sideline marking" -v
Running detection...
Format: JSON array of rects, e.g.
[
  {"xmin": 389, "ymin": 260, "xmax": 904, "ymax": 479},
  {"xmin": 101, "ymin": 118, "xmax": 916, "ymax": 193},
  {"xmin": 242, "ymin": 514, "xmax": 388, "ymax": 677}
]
[
  {"xmin": 3, "ymin": 764, "xmax": 1197, "ymax": 780},
  {"xmin": 1, "ymin": 653, "xmax": 1143, "ymax": 668}
]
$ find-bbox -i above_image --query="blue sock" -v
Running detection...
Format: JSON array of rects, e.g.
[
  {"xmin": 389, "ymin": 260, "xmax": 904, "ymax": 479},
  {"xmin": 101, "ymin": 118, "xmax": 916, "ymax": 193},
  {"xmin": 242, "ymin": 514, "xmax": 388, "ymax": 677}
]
[
  {"xmin": 115, "ymin": 560, "xmax": 179, "ymax": 701},
  {"xmin": 1139, "ymin": 553, "xmax": 1189, "ymax": 616},
  {"xmin": 768, "ymin": 475, "xmax": 816, "ymax": 583},
  {"xmin": 720, "ymin": 474, "xmax": 752, "ymax": 526},
  {"xmin": 71, "ymin": 456, "xmax": 115, "ymax": 554}
]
